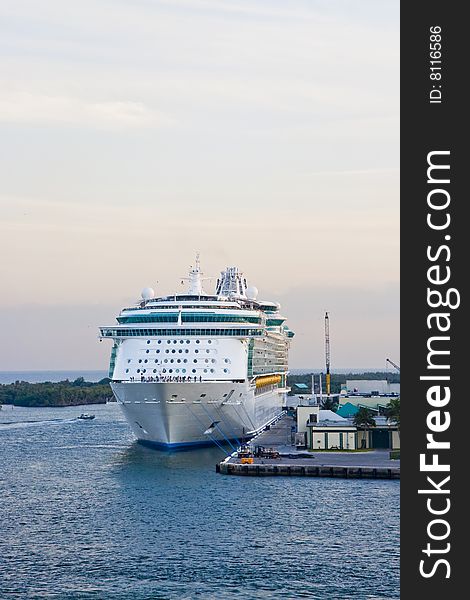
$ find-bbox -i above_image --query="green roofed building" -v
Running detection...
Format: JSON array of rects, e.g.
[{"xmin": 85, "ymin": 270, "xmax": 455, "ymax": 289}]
[{"xmin": 336, "ymin": 402, "xmax": 359, "ymax": 418}]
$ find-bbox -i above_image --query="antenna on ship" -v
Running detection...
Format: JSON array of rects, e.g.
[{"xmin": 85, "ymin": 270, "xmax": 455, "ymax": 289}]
[
  {"xmin": 181, "ymin": 253, "xmax": 215, "ymax": 296},
  {"xmin": 181, "ymin": 252, "xmax": 204, "ymax": 295}
]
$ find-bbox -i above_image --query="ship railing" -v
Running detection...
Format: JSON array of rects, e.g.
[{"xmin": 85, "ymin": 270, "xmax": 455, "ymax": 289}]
[{"xmin": 114, "ymin": 377, "xmax": 247, "ymax": 384}]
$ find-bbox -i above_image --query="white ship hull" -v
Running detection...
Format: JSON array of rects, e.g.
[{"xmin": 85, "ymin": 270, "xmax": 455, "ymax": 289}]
[{"xmin": 111, "ymin": 381, "xmax": 286, "ymax": 448}]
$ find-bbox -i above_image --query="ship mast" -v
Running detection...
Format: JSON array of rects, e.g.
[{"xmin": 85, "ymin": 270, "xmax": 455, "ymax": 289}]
[{"xmin": 187, "ymin": 253, "xmax": 204, "ymax": 295}]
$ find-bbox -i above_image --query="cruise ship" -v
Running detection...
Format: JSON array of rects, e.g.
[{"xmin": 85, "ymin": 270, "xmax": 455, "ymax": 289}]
[{"xmin": 99, "ymin": 258, "xmax": 294, "ymax": 448}]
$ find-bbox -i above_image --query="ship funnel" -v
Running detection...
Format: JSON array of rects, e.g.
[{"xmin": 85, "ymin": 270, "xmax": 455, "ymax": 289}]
[{"xmin": 216, "ymin": 267, "xmax": 248, "ymax": 298}]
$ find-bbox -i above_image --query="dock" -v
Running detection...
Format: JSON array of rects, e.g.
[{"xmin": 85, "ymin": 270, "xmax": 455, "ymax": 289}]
[{"xmin": 216, "ymin": 413, "xmax": 400, "ymax": 479}]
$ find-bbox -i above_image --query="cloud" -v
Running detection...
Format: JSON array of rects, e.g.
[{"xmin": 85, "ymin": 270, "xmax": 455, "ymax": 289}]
[
  {"xmin": 0, "ymin": 91, "xmax": 174, "ymax": 129},
  {"xmin": 0, "ymin": 0, "xmax": 399, "ymax": 368}
]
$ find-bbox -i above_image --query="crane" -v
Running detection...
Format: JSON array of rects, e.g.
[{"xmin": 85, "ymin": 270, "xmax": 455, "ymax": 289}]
[
  {"xmin": 325, "ymin": 312, "xmax": 331, "ymax": 396},
  {"xmin": 386, "ymin": 358, "xmax": 400, "ymax": 372}
]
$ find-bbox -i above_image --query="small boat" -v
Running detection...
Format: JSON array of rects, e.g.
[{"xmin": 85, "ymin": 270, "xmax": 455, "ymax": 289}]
[{"xmin": 77, "ymin": 413, "xmax": 95, "ymax": 420}]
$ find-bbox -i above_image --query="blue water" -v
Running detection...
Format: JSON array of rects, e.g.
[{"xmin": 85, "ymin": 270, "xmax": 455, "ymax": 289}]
[{"xmin": 0, "ymin": 404, "xmax": 399, "ymax": 599}]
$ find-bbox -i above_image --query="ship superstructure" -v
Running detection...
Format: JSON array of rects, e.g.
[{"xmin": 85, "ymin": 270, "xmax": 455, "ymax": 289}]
[{"xmin": 99, "ymin": 258, "xmax": 294, "ymax": 448}]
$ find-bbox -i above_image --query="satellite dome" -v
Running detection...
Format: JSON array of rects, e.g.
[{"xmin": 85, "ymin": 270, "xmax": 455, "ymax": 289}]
[
  {"xmin": 246, "ymin": 286, "xmax": 259, "ymax": 300},
  {"xmin": 141, "ymin": 287, "xmax": 155, "ymax": 300}
]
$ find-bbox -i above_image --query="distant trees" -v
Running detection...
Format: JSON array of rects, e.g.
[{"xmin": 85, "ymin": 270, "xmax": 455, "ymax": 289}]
[
  {"xmin": 353, "ymin": 407, "xmax": 377, "ymax": 449},
  {"xmin": 287, "ymin": 372, "xmax": 400, "ymax": 396},
  {"xmin": 320, "ymin": 396, "xmax": 338, "ymax": 412},
  {"xmin": 0, "ymin": 378, "xmax": 112, "ymax": 407}
]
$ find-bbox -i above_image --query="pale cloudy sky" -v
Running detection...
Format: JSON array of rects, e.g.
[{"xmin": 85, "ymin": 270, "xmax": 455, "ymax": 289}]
[{"xmin": 0, "ymin": 0, "xmax": 399, "ymax": 371}]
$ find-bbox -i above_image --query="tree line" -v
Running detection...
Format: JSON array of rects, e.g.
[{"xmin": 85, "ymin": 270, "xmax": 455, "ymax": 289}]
[
  {"xmin": 0, "ymin": 377, "xmax": 113, "ymax": 407},
  {"xmin": 286, "ymin": 371, "xmax": 400, "ymax": 395}
]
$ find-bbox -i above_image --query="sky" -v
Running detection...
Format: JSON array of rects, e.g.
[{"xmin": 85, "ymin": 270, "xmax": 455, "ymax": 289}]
[{"xmin": 0, "ymin": 0, "xmax": 399, "ymax": 371}]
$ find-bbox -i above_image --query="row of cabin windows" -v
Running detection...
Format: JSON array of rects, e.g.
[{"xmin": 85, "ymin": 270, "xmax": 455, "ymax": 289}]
[
  {"xmin": 101, "ymin": 328, "xmax": 263, "ymax": 337},
  {"xmin": 129, "ymin": 358, "xmax": 231, "ymax": 364},
  {"xmin": 145, "ymin": 339, "xmax": 210, "ymax": 344},
  {"xmin": 118, "ymin": 315, "xmax": 261, "ymax": 324},
  {"xmin": 125, "ymin": 368, "xmax": 231, "ymax": 374},
  {"xmin": 123, "ymin": 304, "xmax": 245, "ymax": 311}
]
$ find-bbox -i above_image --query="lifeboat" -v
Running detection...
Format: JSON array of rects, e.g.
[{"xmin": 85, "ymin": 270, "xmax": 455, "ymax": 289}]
[{"xmin": 255, "ymin": 375, "xmax": 282, "ymax": 388}]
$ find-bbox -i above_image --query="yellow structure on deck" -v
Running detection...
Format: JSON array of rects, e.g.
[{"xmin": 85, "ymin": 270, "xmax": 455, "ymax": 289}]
[{"xmin": 255, "ymin": 375, "xmax": 282, "ymax": 388}]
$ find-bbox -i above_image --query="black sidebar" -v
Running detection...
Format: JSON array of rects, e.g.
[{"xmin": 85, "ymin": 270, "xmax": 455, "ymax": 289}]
[{"xmin": 401, "ymin": 2, "xmax": 467, "ymax": 598}]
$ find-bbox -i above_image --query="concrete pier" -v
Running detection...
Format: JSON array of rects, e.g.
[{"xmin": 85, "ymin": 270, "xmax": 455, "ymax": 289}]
[
  {"xmin": 216, "ymin": 413, "xmax": 400, "ymax": 479},
  {"xmin": 217, "ymin": 462, "xmax": 399, "ymax": 479}
]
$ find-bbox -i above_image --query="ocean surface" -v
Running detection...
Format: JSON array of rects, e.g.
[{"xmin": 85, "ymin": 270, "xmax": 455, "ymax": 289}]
[
  {"xmin": 0, "ymin": 369, "xmax": 389, "ymax": 385},
  {"xmin": 0, "ymin": 403, "xmax": 399, "ymax": 599}
]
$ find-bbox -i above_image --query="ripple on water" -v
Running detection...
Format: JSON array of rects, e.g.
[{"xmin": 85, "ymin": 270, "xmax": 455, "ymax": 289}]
[{"xmin": 0, "ymin": 404, "xmax": 399, "ymax": 599}]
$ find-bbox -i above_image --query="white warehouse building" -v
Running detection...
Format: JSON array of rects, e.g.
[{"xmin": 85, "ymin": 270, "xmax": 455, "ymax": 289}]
[{"xmin": 345, "ymin": 380, "xmax": 400, "ymax": 395}]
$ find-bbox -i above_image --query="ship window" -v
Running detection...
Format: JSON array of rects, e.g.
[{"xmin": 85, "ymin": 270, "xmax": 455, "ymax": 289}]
[
  {"xmin": 138, "ymin": 359, "xmax": 142, "ymax": 363},
  {"xmin": 154, "ymin": 360, "xmax": 158, "ymax": 363},
  {"xmin": 206, "ymin": 349, "xmax": 210, "ymax": 353},
  {"xmin": 153, "ymin": 369, "xmax": 157, "ymax": 373},
  {"xmin": 210, "ymin": 369, "xmax": 215, "ymax": 373},
  {"xmin": 162, "ymin": 369, "xmax": 166, "ymax": 373},
  {"xmin": 164, "ymin": 359, "xmax": 168, "ymax": 363},
  {"xmin": 223, "ymin": 369, "xmax": 229, "ymax": 373},
  {"xmin": 137, "ymin": 369, "xmax": 140, "ymax": 373},
  {"xmin": 205, "ymin": 359, "xmax": 209, "ymax": 363},
  {"xmin": 169, "ymin": 369, "xmax": 173, "ymax": 373},
  {"xmin": 170, "ymin": 359, "xmax": 174, "ymax": 363},
  {"xmin": 185, "ymin": 349, "xmax": 189, "ymax": 353},
  {"xmin": 175, "ymin": 369, "xmax": 180, "ymax": 373},
  {"xmin": 182, "ymin": 369, "xmax": 186, "ymax": 373},
  {"xmin": 180, "ymin": 340, "xmax": 184, "ymax": 344},
  {"xmin": 211, "ymin": 359, "xmax": 216, "ymax": 363},
  {"xmin": 195, "ymin": 349, "xmax": 199, "ymax": 354},
  {"xmin": 143, "ymin": 369, "xmax": 146, "ymax": 373},
  {"xmin": 147, "ymin": 340, "xmax": 150, "ymax": 344},
  {"xmin": 156, "ymin": 350, "xmax": 160, "ymax": 353},
  {"xmin": 192, "ymin": 369, "xmax": 196, "ymax": 373},
  {"xmin": 200, "ymin": 394, "xmax": 206, "ymax": 397},
  {"xmin": 125, "ymin": 369, "xmax": 129, "ymax": 373},
  {"xmin": 208, "ymin": 340, "xmax": 212, "ymax": 344},
  {"xmin": 167, "ymin": 340, "xmax": 171, "ymax": 344},
  {"xmin": 171, "ymin": 349, "xmax": 176, "ymax": 354},
  {"xmin": 196, "ymin": 340, "xmax": 200, "ymax": 344},
  {"xmin": 146, "ymin": 350, "xmax": 149, "ymax": 353},
  {"xmin": 186, "ymin": 340, "xmax": 190, "ymax": 344},
  {"xmin": 127, "ymin": 359, "xmax": 131, "ymax": 363},
  {"xmin": 178, "ymin": 349, "xmax": 182, "ymax": 353},
  {"xmin": 223, "ymin": 393, "xmax": 227, "ymax": 397},
  {"xmin": 144, "ymin": 359, "xmax": 148, "ymax": 363},
  {"xmin": 203, "ymin": 369, "xmax": 208, "ymax": 373},
  {"xmin": 224, "ymin": 359, "xmax": 230, "ymax": 363},
  {"xmin": 177, "ymin": 359, "xmax": 181, "ymax": 363},
  {"xmin": 193, "ymin": 359, "xmax": 197, "ymax": 363},
  {"xmin": 165, "ymin": 350, "xmax": 169, "ymax": 354},
  {"xmin": 158, "ymin": 340, "xmax": 162, "ymax": 344},
  {"xmin": 173, "ymin": 340, "xmax": 177, "ymax": 344}
]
